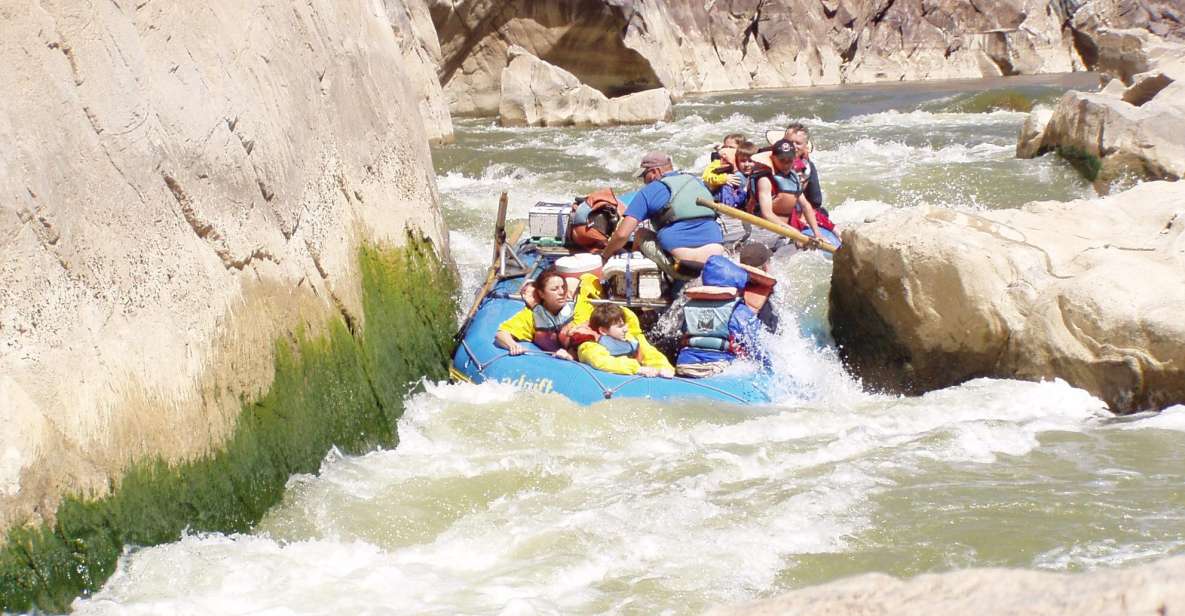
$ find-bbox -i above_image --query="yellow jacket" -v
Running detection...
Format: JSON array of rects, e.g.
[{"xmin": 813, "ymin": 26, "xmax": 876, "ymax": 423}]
[
  {"xmin": 577, "ymin": 336, "xmax": 672, "ymax": 375},
  {"xmin": 572, "ymin": 273, "xmax": 670, "ymax": 375},
  {"xmin": 496, "ymin": 273, "xmax": 638, "ymax": 341},
  {"xmin": 497, "ymin": 306, "xmax": 537, "ymax": 342},
  {"xmin": 572, "ymin": 273, "xmax": 645, "ymax": 333},
  {"xmin": 499, "ymin": 273, "xmax": 669, "ymax": 373},
  {"xmin": 701, "ymin": 158, "xmax": 734, "ymax": 191}
]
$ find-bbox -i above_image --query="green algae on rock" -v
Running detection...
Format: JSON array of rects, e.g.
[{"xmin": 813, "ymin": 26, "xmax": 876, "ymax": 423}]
[
  {"xmin": 0, "ymin": 239, "xmax": 457, "ymax": 614},
  {"xmin": 1056, "ymin": 145, "xmax": 1103, "ymax": 181}
]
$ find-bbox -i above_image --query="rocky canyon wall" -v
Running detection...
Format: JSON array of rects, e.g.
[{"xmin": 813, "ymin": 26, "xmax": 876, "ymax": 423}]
[
  {"xmin": 429, "ymin": 0, "xmax": 1084, "ymax": 115},
  {"xmin": 0, "ymin": 0, "xmax": 458, "ymax": 609}
]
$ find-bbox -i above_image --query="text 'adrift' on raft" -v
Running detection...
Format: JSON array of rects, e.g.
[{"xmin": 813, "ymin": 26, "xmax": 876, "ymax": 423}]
[{"xmin": 452, "ymin": 124, "xmax": 842, "ymax": 406}]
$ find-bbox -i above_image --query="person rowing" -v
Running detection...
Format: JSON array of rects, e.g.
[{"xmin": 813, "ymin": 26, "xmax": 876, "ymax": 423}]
[{"xmin": 600, "ymin": 152, "xmax": 725, "ymax": 279}]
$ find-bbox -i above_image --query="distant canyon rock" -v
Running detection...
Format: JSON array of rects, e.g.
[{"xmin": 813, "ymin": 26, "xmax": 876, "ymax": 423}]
[
  {"xmin": 429, "ymin": 0, "xmax": 1084, "ymax": 115},
  {"xmin": 498, "ymin": 46, "xmax": 673, "ymax": 126},
  {"xmin": 829, "ymin": 180, "xmax": 1185, "ymax": 413}
]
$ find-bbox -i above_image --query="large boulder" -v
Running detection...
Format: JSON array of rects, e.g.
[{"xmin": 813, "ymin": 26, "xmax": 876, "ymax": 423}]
[
  {"xmin": 430, "ymin": 0, "xmax": 663, "ymax": 114},
  {"xmin": 497, "ymin": 46, "xmax": 672, "ymax": 126},
  {"xmin": 608, "ymin": 88, "xmax": 677, "ymax": 125},
  {"xmin": 709, "ymin": 555, "xmax": 1185, "ymax": 615},
  {"xmin": 429, "ymin": 0, "xmax": 1083, "ymax": 115},
  {"xmin": 0, "ymin": 0, "xmax": 450, "ymax": 535},
  {"xmin": 829, "ymin": 181, "xmax": 1185, "ymax": 413}
]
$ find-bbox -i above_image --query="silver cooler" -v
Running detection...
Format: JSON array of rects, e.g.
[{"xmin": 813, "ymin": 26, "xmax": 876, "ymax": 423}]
[{"xmin": 528, "ymin": 202, "xmax": 571, "ymax": 239}]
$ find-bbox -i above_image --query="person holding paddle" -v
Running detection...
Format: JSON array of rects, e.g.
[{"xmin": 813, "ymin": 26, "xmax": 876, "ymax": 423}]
[
  {"xmin": 749, "ymin": 139, "xmax": 837, "ymax": 249},
  {"xmin": 766, "ymin": 123, "xmax": 825, "ymax": 215}
]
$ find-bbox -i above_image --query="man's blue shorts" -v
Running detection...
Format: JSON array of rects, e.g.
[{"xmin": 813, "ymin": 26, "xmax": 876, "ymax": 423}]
[{"xmin": 657, "ymin": 218, "xmax": 724, "ymax": 251}]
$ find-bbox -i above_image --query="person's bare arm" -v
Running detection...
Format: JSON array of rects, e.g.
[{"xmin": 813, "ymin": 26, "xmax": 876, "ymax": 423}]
[
  {"xmin": 796, "ymin": 193, "xmax": 823, "ymax": 246},
  {"xmin": 755, "ymin": 178, "xmax": 782, "ymax": 225},
  {"xmin": 494, "ymin": 330, "xmax": 525, "ymax": 355},
  {"xmin": 601, "ymin": 215, "xmax": 640, "ymax": 263}
]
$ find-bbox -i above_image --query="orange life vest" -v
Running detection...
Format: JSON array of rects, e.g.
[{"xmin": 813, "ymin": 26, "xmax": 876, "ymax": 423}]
[{"xmin": 568, "ymin": 188, "xmax": 625, "ymax": 252}]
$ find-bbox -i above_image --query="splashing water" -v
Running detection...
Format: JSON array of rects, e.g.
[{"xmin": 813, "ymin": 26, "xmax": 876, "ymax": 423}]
[{"xmin": 72, "ymin": 74, "xmax": 1185, "ymax": 616}]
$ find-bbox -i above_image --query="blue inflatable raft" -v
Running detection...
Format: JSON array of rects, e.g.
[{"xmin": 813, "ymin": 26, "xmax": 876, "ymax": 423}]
[{"xmin": 449, "ymin": 194, "xmax": 773, "ymax": 406}]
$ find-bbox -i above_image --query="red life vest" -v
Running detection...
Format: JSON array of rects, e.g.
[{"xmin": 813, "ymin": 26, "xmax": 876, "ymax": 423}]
[
  {"xmin": 748, "ymin": 168, "xmax": 836, "ymax": 232},
  {"xmin": 789, "ymin": 205, "xmax": 836, "ymax": 233}
]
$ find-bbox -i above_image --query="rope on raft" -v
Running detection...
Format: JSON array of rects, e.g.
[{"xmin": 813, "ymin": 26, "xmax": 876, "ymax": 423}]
[{"xmin": 459, "ymin": 340, "xmax": 749, "ymax": 404}]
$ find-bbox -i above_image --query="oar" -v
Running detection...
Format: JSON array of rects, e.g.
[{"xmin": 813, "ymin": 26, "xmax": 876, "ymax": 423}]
[
  {"xmin": 454, "ymin": 192, "xmax": 524, "ymax": 342},
  {"xmin": 696, "ymin": 197, "xmax": 837, "ymax": 254}
]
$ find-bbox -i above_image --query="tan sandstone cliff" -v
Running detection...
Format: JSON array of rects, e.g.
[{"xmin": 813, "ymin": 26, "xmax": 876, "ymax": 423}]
[
  {"xmin": 429, "ymin": 0, "xmax": 1083, "ymax": 115},
  {"xmin": 498, "ymin": 45, "xmax": 673, "ymax": 126},
  {"xmin": 0, "ymin": 0, "xmax": 450, "ymax": 534}
]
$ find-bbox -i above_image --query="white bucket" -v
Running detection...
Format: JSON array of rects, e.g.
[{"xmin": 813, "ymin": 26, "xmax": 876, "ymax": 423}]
[{"xmin": 554, "ymin": 253, "xmax": 602, "ymax": 295}]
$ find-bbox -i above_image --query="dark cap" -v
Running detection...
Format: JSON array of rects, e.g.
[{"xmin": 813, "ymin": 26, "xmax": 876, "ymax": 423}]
[
  {"xmin": 771, "ymin": 139, "xmax": 796, "ymax": 160},
  {"xmin": 738, "ymin": 241, "xmax": 772, "ymax": 267},
  {"xmin": 637, "ymin": 151, "xmax": 673, "ymax": 177}
]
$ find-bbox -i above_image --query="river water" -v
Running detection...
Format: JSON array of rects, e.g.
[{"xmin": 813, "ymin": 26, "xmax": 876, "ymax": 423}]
[{"xmin": 72, "ymin": 75, "xmax": 1185, "ymax": 615}]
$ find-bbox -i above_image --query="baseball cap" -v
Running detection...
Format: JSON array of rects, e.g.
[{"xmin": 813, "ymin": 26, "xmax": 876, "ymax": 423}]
[
  {"xmin": 637, "ymin": 151, "xmax": 673, "ymax": 177},
  {"xmin": 771, "ymin": 139, "xmax": 796, "ymax": 160}
]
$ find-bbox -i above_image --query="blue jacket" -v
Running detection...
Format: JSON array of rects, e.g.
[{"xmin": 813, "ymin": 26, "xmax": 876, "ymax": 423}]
[
  {"xmin": 675, "ymin": 302, "xmax": 770, "ymax": 368},
  {"xmin": 717, "ymin": 173, "xmax": 749, "ymax": 209}
]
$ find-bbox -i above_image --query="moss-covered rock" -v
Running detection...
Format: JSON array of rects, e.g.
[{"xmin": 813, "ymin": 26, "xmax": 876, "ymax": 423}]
[{"xmin": 0, "ymin": 238, "xmax": 457, "ymax": 613}]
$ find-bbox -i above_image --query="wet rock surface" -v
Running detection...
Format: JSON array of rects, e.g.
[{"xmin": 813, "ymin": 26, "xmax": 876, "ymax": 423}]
[
  {"xmin": 829, "ymin": 181, "xmax": 1185, "ymax": 413},
  {"xmin": 709, "ymin": 555, "xmax": 1185, "ymax": 615}
]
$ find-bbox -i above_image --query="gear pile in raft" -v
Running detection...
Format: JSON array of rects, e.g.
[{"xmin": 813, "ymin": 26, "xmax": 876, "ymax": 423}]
[{"xmin": 450, "ymin": 125, "xmax": 840, "ymax": 405}]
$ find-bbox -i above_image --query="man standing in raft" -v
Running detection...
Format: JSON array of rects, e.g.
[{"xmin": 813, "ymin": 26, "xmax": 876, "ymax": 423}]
[{"xmin": 600, "ymin": 152, "xmax": 724, "ymax": 277}]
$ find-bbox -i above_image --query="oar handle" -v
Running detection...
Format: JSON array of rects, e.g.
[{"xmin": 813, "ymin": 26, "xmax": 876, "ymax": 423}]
[{"xmin": 697, "ymin": 197, "xmax": 837, "ymax": 254}]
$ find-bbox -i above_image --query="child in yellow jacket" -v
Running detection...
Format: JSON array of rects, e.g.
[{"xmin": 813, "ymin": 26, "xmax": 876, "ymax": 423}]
[
  {"xmin": 577, "ymin": 304, "xmax": 674, "ymax": 377},
  {"xmin": 701, "ymin": 132, "xmax": 744, "ymax": 191}
]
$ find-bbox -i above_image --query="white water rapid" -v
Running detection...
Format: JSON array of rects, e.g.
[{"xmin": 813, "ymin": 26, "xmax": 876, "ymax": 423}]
[{"xmin": 70, "ymin": 75, "xmax": 1185, "ymax": 616}]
